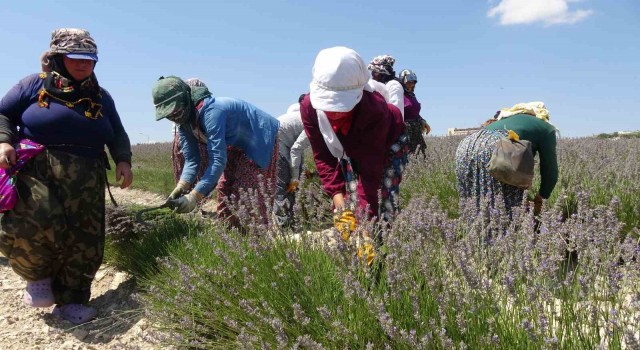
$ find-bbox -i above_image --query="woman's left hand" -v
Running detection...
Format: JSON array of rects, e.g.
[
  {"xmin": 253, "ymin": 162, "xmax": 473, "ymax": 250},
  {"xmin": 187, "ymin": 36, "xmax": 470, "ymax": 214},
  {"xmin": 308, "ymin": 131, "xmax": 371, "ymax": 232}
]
[
  {"xmin": 115, "ymin": 162, "xmax": 133, "ymax": 189},
  {"xmin": 0, "ymin": 143, "xmax": 16, "ymax": 170}
]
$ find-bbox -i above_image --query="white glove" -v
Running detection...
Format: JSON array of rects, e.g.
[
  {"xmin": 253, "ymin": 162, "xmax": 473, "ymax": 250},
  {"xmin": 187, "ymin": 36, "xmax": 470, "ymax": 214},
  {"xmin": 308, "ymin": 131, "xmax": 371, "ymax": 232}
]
[
  {"xmin": 168, "ymin": 181, "xmax": 190, "ymax": 200},
  {"xmin": 168, "ymin": 192, "xmax": 199, "ymax": 213}
]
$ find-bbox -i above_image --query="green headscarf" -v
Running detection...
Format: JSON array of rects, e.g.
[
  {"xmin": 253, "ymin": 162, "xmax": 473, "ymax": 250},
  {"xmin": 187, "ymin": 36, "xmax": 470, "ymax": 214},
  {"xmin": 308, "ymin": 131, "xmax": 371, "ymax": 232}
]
[{"xmin": 152, "ymin": 76, "xmax": 193, "ymax": 125}]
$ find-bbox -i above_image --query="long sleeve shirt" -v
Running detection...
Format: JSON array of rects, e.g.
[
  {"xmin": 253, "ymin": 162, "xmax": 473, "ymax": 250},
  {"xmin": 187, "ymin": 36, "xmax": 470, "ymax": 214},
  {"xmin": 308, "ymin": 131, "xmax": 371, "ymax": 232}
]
[
  {"xmin": 403, "ymin": 93, "xmax": 422, "ymax": 122},
  {"xmin": 277, "ymin": 107, "xmax": 309, "ymax": 180},
  {"xmin": 0, "ymin": 73, "xmax": 131, "ymax": 163},
  {"xmin": 179, "ymin": 96, "xmax": 280, "ymax": 196},
  {"xmin": 485, "ymin": 113, "xmax": 558, "ymax": 198},
  {"xmin": 301, "ymin": 90, "xmax": 405, "ymax": 217},
  {"xmin": 367, "ymin": 79, "xmax": 405, "ymax": 120},
  {"xmin": 385, "ymin": 80, "xmax": 405, "ymax": 120}
]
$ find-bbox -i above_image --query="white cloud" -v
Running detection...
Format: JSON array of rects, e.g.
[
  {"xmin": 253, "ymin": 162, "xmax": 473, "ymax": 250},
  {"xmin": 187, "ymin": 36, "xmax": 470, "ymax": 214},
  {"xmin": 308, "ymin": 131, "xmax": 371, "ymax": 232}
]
[{"xmin": 487, "ymin": 0, "xmax": 594, "ymax": 26}]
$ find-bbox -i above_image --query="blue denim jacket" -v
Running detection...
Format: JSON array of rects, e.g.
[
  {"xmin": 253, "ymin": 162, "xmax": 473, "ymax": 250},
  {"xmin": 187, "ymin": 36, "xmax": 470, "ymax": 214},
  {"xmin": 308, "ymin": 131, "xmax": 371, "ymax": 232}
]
[{"xmin": 179, "ymin": 96, "xmax": 279, "ymax": 196}]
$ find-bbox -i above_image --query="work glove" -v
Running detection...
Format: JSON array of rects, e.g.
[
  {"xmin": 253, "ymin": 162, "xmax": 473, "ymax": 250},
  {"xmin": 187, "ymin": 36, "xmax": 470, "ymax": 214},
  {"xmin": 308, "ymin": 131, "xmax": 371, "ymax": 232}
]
[
  {"xmin": 287, "ymin": 180, "xmax": 299, "ymax": 193},
  {"xmin": 167, "ymin": 181, "xmax": 190, "ymax": 201},
  {"xmin": 357, "ymin": 239, "xmax": 376, "ymax": 266},
  {"xmin": 168, "ymin": 191, "xmax": 201, "ymax": 214},
  {"xmin": 333, "ymin": 209, "xmax": 356, "ymax": 241}
]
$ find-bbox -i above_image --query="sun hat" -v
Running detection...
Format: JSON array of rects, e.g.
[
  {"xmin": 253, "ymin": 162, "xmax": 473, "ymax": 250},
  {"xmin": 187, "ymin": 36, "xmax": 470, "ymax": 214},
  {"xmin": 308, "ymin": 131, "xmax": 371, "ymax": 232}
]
[
  {"xmin": 309, "ymin": 46, "xmax": 369, "ymax": 112},
  {"xmin": 49, "ymin": 28, "xmax": 99, "ymax": 61},
  {"xmin": 151, "ymin": 76, "xmax": 191, "ymax": 121}
]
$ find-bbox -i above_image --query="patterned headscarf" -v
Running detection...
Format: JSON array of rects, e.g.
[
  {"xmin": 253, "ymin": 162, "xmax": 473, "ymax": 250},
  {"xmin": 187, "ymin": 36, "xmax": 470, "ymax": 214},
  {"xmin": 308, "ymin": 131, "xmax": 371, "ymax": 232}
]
[
  {"xmin": 37, "ymin": 28, "xmax": 102, "ymax": 119},
  {"xmin": 48, "ymin": 28, "xmax": 98, "ymax": 59},
  {"xmin": 368, "ymin": 55, "xmax": 396, "ymax": 76},
  {"xmin": 185, "ymin": 78, "xmax": 212, "ymax": 105}
]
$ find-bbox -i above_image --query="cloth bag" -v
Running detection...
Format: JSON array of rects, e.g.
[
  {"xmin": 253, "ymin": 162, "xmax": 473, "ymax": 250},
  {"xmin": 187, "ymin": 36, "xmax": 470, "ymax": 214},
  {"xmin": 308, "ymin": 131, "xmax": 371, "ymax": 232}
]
[
  {"xmin": 488, "ymin": 134, "xmax": 534, "ymax": 189},
  {"xmin": 0, "ymin": 139, "xmax": 45, "ymax": 212}
]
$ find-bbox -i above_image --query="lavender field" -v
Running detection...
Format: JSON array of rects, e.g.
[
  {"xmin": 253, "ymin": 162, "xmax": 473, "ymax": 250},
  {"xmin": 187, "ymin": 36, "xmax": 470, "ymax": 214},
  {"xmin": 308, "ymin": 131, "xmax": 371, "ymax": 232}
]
[{"xmin": 120, "ymin": 136, "xmax": 640, "ymax": 349}]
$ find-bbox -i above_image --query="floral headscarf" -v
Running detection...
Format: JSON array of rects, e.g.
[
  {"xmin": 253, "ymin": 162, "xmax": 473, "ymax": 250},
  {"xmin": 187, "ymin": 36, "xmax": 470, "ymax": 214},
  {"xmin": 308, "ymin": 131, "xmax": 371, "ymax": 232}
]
[{"xmin": 368, "ymin": 55, "xmax": 396, "ymax": 76}]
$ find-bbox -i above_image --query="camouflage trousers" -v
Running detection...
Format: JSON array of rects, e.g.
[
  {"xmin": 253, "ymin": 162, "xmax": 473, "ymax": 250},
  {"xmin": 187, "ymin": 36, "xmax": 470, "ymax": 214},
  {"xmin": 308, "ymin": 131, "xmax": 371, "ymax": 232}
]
[{"xmin": 0, "ymin": 149, "xmax": 105, "ymax": 305}]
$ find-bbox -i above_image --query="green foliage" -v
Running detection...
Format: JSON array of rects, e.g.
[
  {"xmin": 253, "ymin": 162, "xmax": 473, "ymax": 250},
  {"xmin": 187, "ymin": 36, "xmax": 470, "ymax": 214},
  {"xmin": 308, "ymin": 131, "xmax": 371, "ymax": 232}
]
[
  {"xmin": 401, "ymin": 136, "xmax": 640, "ymax": 235},
  {"xmin": 105, "ymin": 213, "xmax": 204, "ymax": 278},
  {"xmin": 142, "ymin": 228, "xmax": 392, "ymax": 348},
  {"xmin": 596, "ymin": 131, "xmax": 640, "ymax": 139},
  {"xmin": 105, "ymin": 135, "xmax": 640, "ymax": 348},
  {"xmin": 400, "ymin": 136, "xmax": 462, "ymax": 217},
  {"xmin": 107, "ymin": 142, "xmax": 175, "ymax": 195}
]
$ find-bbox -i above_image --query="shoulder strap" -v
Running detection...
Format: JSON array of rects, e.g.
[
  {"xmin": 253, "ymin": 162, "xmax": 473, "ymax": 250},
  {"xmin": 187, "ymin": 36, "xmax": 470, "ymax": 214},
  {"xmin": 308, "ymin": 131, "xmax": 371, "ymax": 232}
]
[{"xmin": 316, "ymin": 110, "xmax": 347, "ymax": 160}]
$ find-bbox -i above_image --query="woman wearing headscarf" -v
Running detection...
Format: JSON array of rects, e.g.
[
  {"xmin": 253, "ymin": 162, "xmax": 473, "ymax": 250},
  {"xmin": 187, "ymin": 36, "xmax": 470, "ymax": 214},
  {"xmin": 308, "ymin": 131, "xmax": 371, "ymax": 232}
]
[
  {"xmin": 152, "ymin": 76, "xmax": 279, "ymax": 229},
  {"xmin": 368, "ymin": 54, "xmax": 404, "ymax": 119},
  {"xmin": 170, "ymin": 78, "xmax": 211, "ymax": 184},
  {"xmin": 455, "ymin": 102, "xmax": 558, "ymax": 214},
  {"xmin": 301, "ymin": 46, "xmax": 407, "ymax": 243},
  {"xmin": 0, "ymin": 28, "xmax": 133, "ymax": 324},
  {"xmin": 398, "ymin": 69, "xmax": 430, "ymax": 156}
]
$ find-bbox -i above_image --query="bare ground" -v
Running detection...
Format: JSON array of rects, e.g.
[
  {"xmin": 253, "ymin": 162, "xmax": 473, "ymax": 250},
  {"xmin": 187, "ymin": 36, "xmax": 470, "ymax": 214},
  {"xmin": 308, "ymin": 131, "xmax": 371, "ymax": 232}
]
[
  {"xmin": 0, "ymin": 188, "xmax": 168, "ymax": 350},
  {"xmin": 0, "ymin": 187, "xmax": 333, "ymax": 349}
]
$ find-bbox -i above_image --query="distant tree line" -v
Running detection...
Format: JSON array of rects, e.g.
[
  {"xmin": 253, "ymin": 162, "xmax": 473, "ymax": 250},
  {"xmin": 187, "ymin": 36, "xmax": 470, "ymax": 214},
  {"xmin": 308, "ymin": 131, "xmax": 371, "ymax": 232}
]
[{"xmin": 596, "ymin": 131, "xmax": 640, "ymax": 139}]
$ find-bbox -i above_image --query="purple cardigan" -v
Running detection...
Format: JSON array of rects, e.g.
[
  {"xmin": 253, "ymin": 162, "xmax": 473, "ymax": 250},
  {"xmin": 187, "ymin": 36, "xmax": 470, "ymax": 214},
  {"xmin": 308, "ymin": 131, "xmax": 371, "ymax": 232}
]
[
  {"xmin": 301, "ymin": 90, "xmax": 405, "ymax": 217},
  {"xmin": 403, "ymin": 94, "xmax": 422, "ymax": 121}
]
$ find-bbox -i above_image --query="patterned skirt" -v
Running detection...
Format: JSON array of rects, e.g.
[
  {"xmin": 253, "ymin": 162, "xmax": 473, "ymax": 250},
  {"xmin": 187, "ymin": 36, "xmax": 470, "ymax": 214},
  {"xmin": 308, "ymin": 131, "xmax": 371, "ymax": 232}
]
[
  {"xmin": 341, "ymin": 133, "xmax": 409, "ymax": 221},
  {"xmin": 454, "ymin": 129, "xmax": 524, "ymax": 213},
  {"xmin": 216, "ymin": 144, "xmax": 279, "ymax": 228}
]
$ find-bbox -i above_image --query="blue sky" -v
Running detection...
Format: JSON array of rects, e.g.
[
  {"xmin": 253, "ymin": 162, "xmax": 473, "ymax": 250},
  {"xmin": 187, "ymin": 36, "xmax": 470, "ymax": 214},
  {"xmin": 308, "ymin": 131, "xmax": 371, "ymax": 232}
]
[{"xmin": 0, "ymin": 0, "xmax": 638, "ymax": 144}]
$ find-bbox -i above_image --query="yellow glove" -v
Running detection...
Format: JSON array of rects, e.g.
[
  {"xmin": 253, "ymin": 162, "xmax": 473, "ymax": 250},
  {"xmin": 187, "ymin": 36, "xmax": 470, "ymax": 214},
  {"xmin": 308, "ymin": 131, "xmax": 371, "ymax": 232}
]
[
  {"xmin": 507, "ymin": 129, "xmax": 520, "ymax": 141},
  {"xmin": 333, "ymin": 209, "xmax": 356, "ymax": 241},
  {"xmin": 357, "ymin": 242, "xmax": 376, "ymax": 266},
  {"xmin": 287, "ymin": 180, "xmax": 299, "ymax": 193}
]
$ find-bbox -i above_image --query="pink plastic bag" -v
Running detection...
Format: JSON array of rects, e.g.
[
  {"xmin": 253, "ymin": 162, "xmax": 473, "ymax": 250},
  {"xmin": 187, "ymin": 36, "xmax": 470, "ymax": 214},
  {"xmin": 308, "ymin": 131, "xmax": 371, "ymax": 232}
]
[{"xmin": 0, "ymin": 139, "xmax": 45, "ymax": 212}]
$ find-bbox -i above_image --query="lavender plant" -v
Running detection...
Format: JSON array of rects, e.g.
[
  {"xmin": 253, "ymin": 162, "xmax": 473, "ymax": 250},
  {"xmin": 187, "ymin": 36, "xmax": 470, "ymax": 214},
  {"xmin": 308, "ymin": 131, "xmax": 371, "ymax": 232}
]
[
  {"xmin": 138, "ymin": 190, "xmax": 639, "ymax": 348},
  {"xmin": 115, "ymin": 135, "xmax": 640, "ymax": 348}
]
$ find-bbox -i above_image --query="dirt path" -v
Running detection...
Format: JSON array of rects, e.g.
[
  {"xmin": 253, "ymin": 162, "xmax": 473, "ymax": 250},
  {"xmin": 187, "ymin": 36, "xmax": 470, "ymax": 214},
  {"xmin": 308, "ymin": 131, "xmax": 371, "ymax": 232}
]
[{"xmin": 0, "ymin": 188, "xmax": 167, "ymax": 350}]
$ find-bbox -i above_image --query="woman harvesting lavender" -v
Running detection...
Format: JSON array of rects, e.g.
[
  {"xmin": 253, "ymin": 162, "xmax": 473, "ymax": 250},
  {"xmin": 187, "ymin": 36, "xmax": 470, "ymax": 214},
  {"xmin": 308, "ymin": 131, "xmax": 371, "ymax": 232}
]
[
  {"xmin": 455, "ymin": 102, "xmax": 558, "ymax": 214},
  {"xmin": 152, "ymin": 76, "xmax": 279, "ymax": 229},
  {"xmin": 300, "ymin": 46, "xmax": 407, "ymax": 245}
]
